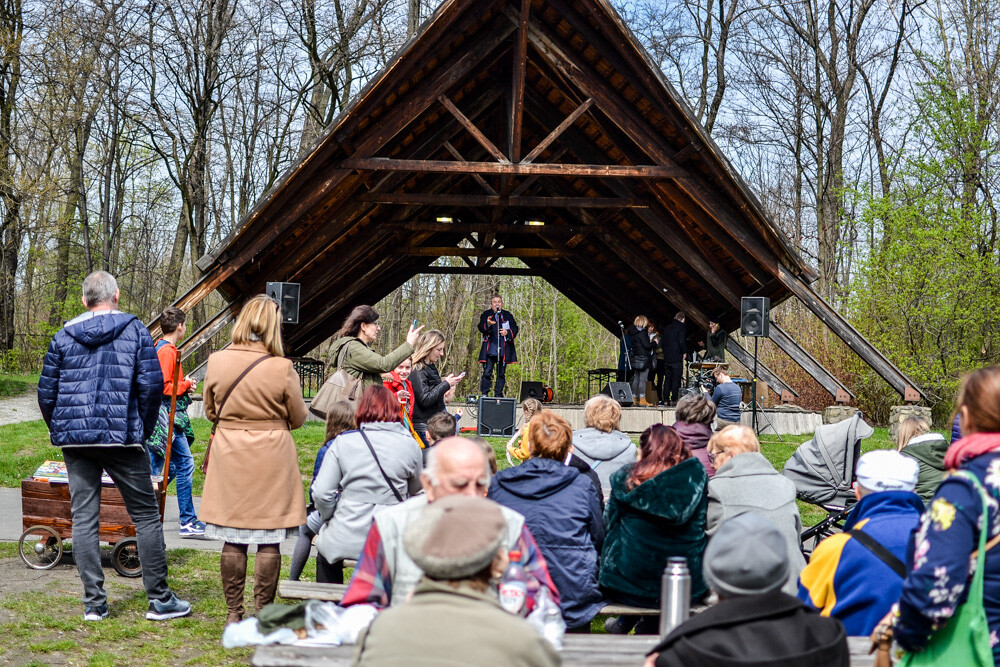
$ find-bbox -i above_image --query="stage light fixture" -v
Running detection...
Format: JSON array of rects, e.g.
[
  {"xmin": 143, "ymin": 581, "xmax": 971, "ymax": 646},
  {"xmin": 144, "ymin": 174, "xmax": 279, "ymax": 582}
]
[
  {"xmin": 526, "ymin": 220, "xmax": 545, "ymax": 226},
  {"xmin": 436, "ymin": 216, "xmax": 453, "ymax": 223}
]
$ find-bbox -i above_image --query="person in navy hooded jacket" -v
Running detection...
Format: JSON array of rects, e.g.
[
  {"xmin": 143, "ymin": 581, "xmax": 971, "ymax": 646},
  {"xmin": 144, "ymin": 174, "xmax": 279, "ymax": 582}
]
[
  {"xmin": 37, "ymin": 271, "xmax": 190, "ymax": 623},
  {"xmin": 488, "ymin": 409, "xmax": 604, "ymax": 631}
]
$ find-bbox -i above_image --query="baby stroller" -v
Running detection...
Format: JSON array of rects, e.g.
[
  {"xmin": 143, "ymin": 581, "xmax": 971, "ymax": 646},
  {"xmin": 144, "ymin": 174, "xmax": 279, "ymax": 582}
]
[{"xmin": 782, "ymin": 411, "xmax": 874, "ymax": 558}]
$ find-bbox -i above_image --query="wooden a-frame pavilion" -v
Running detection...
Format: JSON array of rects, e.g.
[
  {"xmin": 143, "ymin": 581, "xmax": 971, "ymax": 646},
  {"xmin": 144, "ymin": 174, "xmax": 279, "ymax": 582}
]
[{"xmin": 155, "ymin": 0, "xmax": 922, "ymax": 402}]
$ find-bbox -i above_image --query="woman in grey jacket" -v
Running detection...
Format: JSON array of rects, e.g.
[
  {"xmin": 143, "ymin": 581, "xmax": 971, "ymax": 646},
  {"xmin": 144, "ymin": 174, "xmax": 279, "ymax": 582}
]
[
  {"xmin": 312, "ymin": 386, "xmax": 423, "ymax": 583},
  {"xmin": 572, "ymin": 395, "xmax": 637, "ymax": 489},
  {"xmin": 705, "ymin": 425, "xmax": 805, "ymax": 594}
]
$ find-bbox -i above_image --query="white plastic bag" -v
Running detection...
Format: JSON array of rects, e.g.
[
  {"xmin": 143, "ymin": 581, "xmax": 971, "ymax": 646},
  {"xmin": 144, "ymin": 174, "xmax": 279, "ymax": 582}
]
[{"xmin": 526, "ymin": 588, "xmax": 565, "ymax": 650}]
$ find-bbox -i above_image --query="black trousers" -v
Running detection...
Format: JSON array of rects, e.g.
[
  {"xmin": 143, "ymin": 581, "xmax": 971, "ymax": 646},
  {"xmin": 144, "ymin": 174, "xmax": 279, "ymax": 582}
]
[
  {"xmin": 480, "ymin": 356, "xmax": 507, "ymax": 397},
  {"xmin": 664, "ymin": 361, "xmax": 684, "ymax": 403}
]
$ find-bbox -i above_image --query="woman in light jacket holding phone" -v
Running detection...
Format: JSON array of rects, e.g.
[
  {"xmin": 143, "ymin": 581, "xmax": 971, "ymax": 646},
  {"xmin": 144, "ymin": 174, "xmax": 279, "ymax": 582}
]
[{"xmin": 409, "ymin": 329, "xmax": 464, "ymax": 442}]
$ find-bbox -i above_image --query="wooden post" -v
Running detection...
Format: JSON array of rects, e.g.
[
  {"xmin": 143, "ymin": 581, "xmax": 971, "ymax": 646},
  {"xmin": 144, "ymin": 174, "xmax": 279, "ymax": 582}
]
[{"xmin": 158, "ymin": 354, "xmax": 182, "ymax": 523}]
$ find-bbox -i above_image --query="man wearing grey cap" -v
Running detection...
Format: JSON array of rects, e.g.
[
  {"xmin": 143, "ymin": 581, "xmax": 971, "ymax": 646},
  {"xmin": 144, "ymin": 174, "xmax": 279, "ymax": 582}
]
[
  {"xmin": 797, "ymin": 449, "xmax": 924, "ymax": 635},
  {"xmin": 645, "ymin": 513, "xmax": 847, "ymax": 666},
  {"xmin": 352, "ymin": 495, "xmax": 559, "ymax": 667}
]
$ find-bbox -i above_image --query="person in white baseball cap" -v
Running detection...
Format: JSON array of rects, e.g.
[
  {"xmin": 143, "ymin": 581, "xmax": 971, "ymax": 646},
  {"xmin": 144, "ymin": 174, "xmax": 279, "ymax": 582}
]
[{"xmin": 797, "ymin": 449, "xmax": 924, "ymax": 635}]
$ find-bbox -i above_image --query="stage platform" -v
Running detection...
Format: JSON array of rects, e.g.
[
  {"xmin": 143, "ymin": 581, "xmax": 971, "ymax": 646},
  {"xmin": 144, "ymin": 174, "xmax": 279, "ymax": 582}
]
[
  {"xmin": 455, "ymin": 402, "xmax": 821, "ymax": 436},
  {"xmin": 188, "ymin": 399, "xmax": 822, "ymax": 436}
]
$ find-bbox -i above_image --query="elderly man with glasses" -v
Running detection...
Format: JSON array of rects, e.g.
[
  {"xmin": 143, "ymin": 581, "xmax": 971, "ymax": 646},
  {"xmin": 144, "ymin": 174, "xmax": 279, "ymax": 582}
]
[{"xmin": 340, "ymin": 437, "xmax": 559, "ymax": 611}]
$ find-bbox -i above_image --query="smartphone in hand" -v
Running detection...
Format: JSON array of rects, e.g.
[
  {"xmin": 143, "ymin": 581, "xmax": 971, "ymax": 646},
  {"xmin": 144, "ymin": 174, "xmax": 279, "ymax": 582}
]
[{"xmin": 412, "ymin": 319, "xmax": 419, "ymax": 328}]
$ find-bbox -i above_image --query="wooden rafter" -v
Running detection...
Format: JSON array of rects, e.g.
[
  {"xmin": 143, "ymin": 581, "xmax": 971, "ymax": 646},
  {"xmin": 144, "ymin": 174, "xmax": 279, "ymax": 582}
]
[{"xmin": 343, "ymin": 157, "xmax": 680, "ymax": 178}]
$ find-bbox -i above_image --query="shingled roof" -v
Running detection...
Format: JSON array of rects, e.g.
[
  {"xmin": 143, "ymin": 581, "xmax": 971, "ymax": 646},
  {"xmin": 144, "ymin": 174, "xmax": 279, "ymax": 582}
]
[{"xmin": 157, "ymin": 0, "xmax": 921, "ymax": 400}]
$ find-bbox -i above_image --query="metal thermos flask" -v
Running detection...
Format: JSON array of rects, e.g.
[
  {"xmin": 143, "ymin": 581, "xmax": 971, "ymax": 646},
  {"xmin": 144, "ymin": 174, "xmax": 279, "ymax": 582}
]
[{"xmin": 659, "ymin": 557, "xmax": 691, "ymax": 639}]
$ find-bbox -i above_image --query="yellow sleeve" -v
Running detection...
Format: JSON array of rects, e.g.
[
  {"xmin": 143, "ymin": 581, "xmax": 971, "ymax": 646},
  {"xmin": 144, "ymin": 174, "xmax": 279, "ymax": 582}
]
[{"xmin": 798, "ymin": 532, "xmax": 852, "ymax": 616}]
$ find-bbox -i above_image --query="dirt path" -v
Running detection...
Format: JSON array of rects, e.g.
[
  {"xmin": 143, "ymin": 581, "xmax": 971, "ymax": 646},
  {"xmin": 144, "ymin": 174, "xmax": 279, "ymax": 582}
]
[{"xmin": 0, "ymin": 392, "xmax": 42, "ymax": 426}]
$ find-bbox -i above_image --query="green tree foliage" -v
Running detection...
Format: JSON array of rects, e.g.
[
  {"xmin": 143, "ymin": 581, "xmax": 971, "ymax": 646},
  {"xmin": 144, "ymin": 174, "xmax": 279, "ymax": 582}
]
[{"xmin": 850, "ymin": 68, "xmax": 1000, "ymax": 420}]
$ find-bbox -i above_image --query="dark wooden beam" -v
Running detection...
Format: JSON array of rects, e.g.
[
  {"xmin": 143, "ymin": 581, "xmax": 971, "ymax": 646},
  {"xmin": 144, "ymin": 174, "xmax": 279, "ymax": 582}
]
[
  {"xmin": 443, "ymin": 141, "xmax": 498, "ymax": 195},
  {"xmin": 725, "ymin": 338, "xmax": 798, "ymax": 397},
  {"xmin": 419, "ymin": 265, "xmax": 534, "ymax": 275},
  {"xmin": 403, "ymin": 247, "xmax": 568, "ymax": 258},
  {"xmin": 509, "ymin": 0, "xmax": 530, "ymax": 162},
  {"xmin": 343, "ymin": 157, "xmax": 680, "ymax": 178},
  {"xmin": 359, "ymin": 192, "xmax": 650, "ymax": 208},
  {"xmin": 777, "ymin": 267, "xmax": 924, "ymax": 399},
  {"xmin": 439, "ymin": 95, "xmax": 507, "ymax": 162},
  {"xmin": 768, "ymin": 320, "xmax": 853, "ymax": 400},
  {"xmin": 522, "ymin": 98, "xmax": 594, "ymax": 164},
  {"xmin": 389, "ymin": 221, "xmax": 593, "ymax": 235},
  {"xmin": 177, "ymin": 300, "xmax": 243, "ymax": 363}
]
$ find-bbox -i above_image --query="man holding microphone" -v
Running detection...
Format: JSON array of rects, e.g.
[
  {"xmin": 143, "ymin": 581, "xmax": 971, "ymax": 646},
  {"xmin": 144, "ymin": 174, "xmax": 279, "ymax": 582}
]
[{"xmin": 477, "ymin": 295, "xmax": 519, "ymax": 397}]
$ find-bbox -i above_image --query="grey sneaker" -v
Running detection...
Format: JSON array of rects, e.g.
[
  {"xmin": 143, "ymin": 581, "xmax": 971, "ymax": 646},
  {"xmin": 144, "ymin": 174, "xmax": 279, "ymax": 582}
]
[
  {"xmin": 146, "ymin": 593, "xmax": 191, "ymax": 621},
  {"xmin": 84, "ymin": 603, "xmax": 109, "ymax": 621}
]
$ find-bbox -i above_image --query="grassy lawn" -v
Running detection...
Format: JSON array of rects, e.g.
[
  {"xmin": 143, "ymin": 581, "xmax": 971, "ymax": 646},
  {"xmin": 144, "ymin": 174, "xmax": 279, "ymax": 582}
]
[{"xmin": 0, "ymin": 373, "xmax": 39, "ymax": 398}]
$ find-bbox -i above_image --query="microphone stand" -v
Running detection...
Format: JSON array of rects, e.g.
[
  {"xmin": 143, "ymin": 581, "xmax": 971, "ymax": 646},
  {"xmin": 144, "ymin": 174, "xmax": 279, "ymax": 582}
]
[{"xmin": 619, "ymin": 321, "xmax": 632, "ymax": 374}]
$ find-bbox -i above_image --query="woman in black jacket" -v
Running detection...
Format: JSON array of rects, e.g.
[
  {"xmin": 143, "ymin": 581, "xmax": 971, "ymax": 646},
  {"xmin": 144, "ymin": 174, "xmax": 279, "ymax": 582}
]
[
  {"xmin": 409, "ymin": 329, "xmax": 463, "ymax": 441},
  {"xmin": 627, "ymin": 315, "xmax": 656, "ymax": 407}
]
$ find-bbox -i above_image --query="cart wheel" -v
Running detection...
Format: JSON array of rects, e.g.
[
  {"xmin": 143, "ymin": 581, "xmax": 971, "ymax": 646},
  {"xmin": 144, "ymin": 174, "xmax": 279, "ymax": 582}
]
[
  {"xmin": 19, "ymin": 525, "xmax": 63, "ymax": 570},
  {"xmin": 112, "ymin": 539, "xmax": 142, "ymax": 578}
]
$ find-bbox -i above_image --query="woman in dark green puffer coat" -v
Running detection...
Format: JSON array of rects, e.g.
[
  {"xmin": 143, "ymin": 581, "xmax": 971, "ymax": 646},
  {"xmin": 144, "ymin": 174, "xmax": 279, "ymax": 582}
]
[
  {"xmin": 600, "ymin": 424, "xmax": 708, "ymax": 633},
  {"xmin": 897, "ymin": 417, "xmax": 948, "ymax": 504}
]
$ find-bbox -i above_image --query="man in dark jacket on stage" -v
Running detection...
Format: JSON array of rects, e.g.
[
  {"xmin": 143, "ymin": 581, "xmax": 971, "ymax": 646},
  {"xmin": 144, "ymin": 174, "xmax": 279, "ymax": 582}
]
[
  {"xmin": 477, "ymin": 294, "xmax": 518, "ymax": 397},
  {"xmin": 37, "ymin": 271, "xmax": 190, "ymax": 623},
  {"xmin": 660, "ymin": 311, "xmax": 687, "ymax": 405},
  {"xmin": 645, "ymin": 513, "xmax": 848, "ymax": 667}
]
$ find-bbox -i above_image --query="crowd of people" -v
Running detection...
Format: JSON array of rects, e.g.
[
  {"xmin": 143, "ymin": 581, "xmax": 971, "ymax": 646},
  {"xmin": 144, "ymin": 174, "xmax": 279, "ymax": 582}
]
[{"xmin": 35, "ymin": 273, "xmax": 1000, "ymax": 666}]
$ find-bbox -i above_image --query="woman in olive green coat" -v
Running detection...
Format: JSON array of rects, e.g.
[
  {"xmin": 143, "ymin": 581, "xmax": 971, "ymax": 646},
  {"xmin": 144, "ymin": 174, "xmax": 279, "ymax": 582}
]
[{"xmin": 312, "ymin": 306, "xmax": 420, "ymax": 417}]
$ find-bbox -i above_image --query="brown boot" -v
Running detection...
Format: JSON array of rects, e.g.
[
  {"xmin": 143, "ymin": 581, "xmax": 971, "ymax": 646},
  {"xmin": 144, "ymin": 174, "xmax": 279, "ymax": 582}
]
[
  {"xmin": 220, "ymin": 550, "xmax": 247, "ymax": 626},
  {"xmin": 253, "ymin": 550, "xmax": 283, "ymax": 613}
]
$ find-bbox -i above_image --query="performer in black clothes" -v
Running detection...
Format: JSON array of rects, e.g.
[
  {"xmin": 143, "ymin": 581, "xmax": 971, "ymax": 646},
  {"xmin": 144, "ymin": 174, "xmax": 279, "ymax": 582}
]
[
  {"xmin": 661, "ymin": 311, "xmax": 687, "ymax": 405},
  {"xmin": 627, "ymin": 315, "xmax": 656, "ymax": 406},
  {"xmin": 477, "ymin": 294, "xmax": 519, "ymax": 397}
]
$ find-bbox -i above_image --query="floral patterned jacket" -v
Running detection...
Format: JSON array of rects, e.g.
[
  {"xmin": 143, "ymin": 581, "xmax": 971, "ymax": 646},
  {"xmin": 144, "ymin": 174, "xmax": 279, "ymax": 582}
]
[{"xmin": 893, "ymin": 451, "xmax": 1000, "ymax": 661}]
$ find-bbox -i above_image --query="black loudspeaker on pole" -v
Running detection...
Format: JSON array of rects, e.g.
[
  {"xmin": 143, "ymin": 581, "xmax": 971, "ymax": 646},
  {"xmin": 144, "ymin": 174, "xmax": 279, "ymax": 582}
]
[{"xmin": 740, "ymin": 297, "xmax": 770, "ymax": 434}]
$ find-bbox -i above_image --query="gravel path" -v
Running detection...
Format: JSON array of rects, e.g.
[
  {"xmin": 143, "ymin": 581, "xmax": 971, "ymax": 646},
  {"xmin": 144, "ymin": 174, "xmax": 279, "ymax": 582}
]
[{"xmin": 0, "ymin": 392, "xmax": 42, "ymax": 426}]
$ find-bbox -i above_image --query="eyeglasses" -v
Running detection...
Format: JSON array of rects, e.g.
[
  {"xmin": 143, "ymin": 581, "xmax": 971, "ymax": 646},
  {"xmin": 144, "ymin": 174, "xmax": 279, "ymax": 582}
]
[{"xmin": 708, "ymin": 450, "xmax": 720, "ymax": 463}]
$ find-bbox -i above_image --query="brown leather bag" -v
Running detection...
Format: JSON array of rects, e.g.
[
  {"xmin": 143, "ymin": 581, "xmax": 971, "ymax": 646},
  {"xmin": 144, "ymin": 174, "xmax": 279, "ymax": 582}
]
[{"xmin": 309, "ymin": 339, "xmax": 363, "ymax": 419}]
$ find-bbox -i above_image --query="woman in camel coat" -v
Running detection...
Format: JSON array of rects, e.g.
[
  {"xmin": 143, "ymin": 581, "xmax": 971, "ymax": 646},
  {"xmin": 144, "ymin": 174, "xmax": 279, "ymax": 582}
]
[{"xmin": 200, "ymin": 294, "xmax": 308, "ymax": 625}]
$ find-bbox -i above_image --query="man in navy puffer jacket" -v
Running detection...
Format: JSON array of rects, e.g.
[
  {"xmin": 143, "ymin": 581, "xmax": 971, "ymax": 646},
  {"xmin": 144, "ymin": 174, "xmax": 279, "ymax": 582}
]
[{"xmin": 38, "ymin": 271, "xmax": 190, "ymax": 623}]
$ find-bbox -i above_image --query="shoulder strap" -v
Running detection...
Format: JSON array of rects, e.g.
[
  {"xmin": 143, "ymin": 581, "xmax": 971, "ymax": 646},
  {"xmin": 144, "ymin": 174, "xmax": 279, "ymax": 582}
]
[
  {"xmin": 337, "ymin": 339, "xmax": 362, "ymax": 377},
  {"xmin": 849, "ymin": 529, "xmax": 906, "ymax": 578},
  {"xmin": 358, "ymin": 426, "xmax": 404, "ymax": 503},
  {"xmin": 210, "ymin": 354, "xmax": 272, "ymax": 435}
]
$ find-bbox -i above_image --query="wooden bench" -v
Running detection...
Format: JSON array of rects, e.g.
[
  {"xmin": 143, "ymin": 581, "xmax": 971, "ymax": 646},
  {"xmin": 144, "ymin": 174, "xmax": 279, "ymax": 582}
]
[
  {"xmin": 252, "ymin": 636, "xmax": 874, "ymax": 666},
  {"xmin": 278, "ymin": 580, "xmax": 668, "ymax": 617}
]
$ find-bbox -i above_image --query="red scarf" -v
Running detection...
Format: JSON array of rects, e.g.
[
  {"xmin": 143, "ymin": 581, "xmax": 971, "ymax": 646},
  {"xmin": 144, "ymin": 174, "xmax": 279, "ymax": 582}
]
[{"xmin": 944, "ymin": 432, "xmax": 1000, "ymax": 470}]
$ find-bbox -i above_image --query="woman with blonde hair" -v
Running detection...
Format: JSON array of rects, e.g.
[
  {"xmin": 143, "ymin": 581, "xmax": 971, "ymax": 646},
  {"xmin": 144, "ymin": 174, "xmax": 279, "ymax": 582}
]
[
  {"xmin": 627, "ymin": 315, "xmax": 656, "ymax": 406},
  {"xmin": 571, "ymin": 394, "xmax": 636, "ymax": 488},
  {"xmin": 507, "ymin": 398, "xmax": 543, "ymax": 463},
  {"xmin": 489, "ymin": 410, "xmax": 605, "ymax": 631},
  {"xmin": 200, "ymin": 294, "xmax": 309, "ymax": 625},
  {"xmin": 409, "ymin": 329, "xmax": 464, "ymax": 441},
  {"xmin": 704, "ymin": 425, "xmax": 804, "ymax": 594},
  {"xmin": 896, "ymin": 416, "xmax": 947, "ymax": 503}
]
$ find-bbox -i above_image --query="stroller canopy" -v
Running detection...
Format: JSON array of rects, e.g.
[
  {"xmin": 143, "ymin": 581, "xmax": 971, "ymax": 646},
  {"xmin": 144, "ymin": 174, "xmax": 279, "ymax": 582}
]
[{"xmin": 782, "ymin": 412, "xmax": 874, "ymax": 506}]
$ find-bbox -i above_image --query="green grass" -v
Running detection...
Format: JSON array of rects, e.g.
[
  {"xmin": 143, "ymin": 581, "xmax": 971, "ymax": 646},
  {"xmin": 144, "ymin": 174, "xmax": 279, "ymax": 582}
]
[
  {"xmin": 0, "ymin": 373, "xmax": 39, "ymax": 397},
  {"xmin": 0, "ymin": 547, "xmax": 259, "ymax": 665}
]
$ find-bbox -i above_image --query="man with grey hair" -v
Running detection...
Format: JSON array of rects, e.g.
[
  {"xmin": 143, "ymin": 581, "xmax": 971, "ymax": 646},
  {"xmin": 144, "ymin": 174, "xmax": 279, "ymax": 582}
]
[
  {"xmin": 38, "ymin": 271, "xmax": 190, "ymax": 622},
  {"xmin": 340, "ymin": 437, "xmax": 558, "ymax": 610}
]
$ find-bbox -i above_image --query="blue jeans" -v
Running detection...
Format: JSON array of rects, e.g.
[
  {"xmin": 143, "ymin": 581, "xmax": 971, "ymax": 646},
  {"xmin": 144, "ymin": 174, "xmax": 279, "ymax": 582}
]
[
  {"xmin": 64, "ymin": 447, "xmax": 171, "ymax": 607},
  {"xmin": 148, "ymin": 429, "xmax": 197, "ymax": 525}
]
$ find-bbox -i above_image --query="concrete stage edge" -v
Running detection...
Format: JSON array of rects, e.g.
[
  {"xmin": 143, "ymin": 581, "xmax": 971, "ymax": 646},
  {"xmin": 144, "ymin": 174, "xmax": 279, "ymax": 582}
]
[{"xmin": 188, "ymin": 400, "xmax": 822, "ymax": 436}]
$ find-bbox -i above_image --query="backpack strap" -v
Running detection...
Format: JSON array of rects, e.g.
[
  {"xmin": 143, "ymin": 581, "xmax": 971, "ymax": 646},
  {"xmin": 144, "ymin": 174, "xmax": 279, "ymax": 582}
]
[
  {"xmin": 358, "ymin": 426, "xmax": 404, "ymax": 503},
  {"xmin": 849, "ymin": 529, "xmax": 906, "ymax": 578}
]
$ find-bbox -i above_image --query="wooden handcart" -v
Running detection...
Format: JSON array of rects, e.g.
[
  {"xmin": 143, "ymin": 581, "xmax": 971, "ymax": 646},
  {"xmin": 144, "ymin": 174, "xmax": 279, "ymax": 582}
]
[{"xmin": 19, "ymin": 477, "xmax": 146, "ymax": 577}]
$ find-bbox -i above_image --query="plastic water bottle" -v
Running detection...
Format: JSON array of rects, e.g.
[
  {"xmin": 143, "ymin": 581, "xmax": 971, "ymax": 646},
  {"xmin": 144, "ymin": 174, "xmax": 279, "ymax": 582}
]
[
  {"xmin": 499, "ymin": 550, "xmax": 528, "ymax": 616},
  {"xmin": 659, "ymin": 556, "xmax": 691, "ymax": 639}
]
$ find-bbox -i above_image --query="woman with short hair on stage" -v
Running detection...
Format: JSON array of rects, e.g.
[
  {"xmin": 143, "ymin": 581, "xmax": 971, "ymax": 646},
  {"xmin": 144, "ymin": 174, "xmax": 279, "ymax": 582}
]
[{"xmin": 627, "ymin": 315, "xmax": 656, "ymax": 407}]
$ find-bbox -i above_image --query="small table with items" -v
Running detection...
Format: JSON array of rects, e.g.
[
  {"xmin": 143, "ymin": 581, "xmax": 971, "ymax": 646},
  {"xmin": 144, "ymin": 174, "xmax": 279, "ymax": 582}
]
[{"xmin": 587, "ymin": 368, "xmax": 618, "ymax": 398}]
